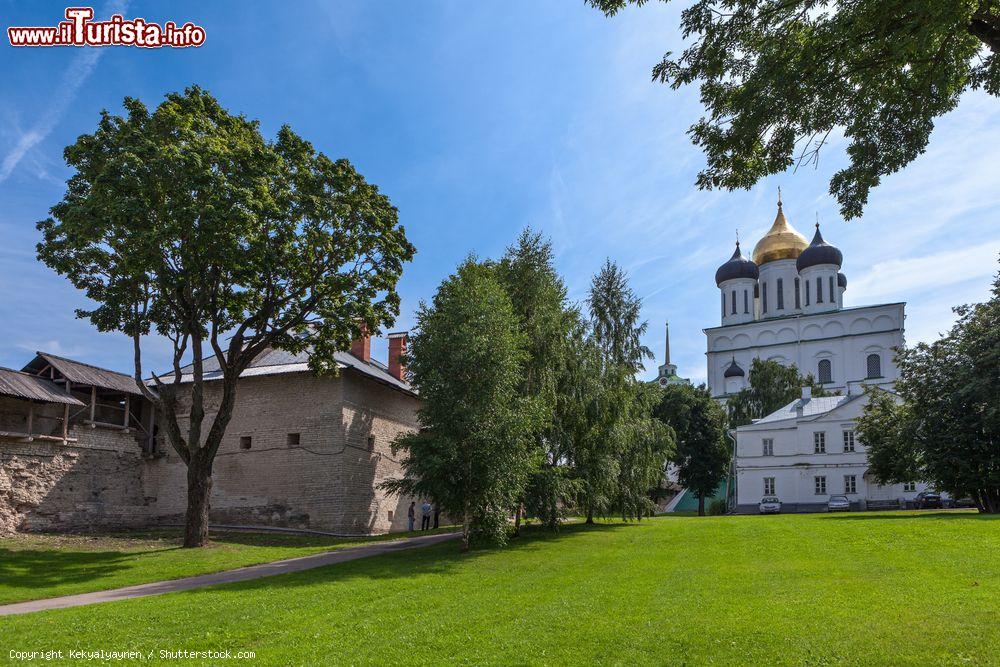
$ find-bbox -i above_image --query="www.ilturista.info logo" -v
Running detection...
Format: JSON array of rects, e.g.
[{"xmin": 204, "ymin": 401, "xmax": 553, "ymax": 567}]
[{"xmin": 8, "ymin": 7, "xmax": 206, "ymax": 48}]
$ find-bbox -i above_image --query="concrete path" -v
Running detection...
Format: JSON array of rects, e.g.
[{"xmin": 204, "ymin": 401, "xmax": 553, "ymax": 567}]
[{"xmin": 0, "ymin": 531, "xmax": 459, "ymax": 617}]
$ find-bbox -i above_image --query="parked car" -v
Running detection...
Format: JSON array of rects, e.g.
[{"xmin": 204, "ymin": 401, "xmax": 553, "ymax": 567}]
[
  {"xmin": 827, "ymin": 495, "xmax": 851, "ymax": 512},
  {"xmin": 914, "ymin": 491, "xmax": 943, "ymax": 509},
  {"xmin": 951, "ymin": 497, "xmax": 977, "ymax": 509},
  {"xmin": 759, "ymin": 496, "xmax": 782, "ymax": 514}
]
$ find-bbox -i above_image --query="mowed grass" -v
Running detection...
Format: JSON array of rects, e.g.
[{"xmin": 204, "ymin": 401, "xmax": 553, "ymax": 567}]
[
  {"xmin": 2, "ymin": 512, "xmax": 998, "ymax": 666},
  {"xmin": 0, "ymin": 528, "xmax": 453, "ymax": 605}
]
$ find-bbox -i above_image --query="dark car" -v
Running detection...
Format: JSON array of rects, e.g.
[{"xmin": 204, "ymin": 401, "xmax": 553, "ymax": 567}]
[{"xmin": 914, "ymin": 491, "xmax": 942, "ymax": 509}]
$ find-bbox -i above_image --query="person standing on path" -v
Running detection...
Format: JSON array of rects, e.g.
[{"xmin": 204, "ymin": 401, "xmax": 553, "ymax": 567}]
[
  {"xmin": 421, "ymin": 500, "xmax": 432, "ymax": 530},
  {"xmin": 407, "ymin": 501, "xmax": 416, "ymax": 531}
]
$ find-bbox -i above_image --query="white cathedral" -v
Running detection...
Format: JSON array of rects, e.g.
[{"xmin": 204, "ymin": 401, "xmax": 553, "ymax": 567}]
[
  {"xmin": 705, "ymin": 195, "xmax": 903, "ymax": 398},
  {"xmin": 703, "ymin": 195, "xmax": 927, "ymax": 513}
]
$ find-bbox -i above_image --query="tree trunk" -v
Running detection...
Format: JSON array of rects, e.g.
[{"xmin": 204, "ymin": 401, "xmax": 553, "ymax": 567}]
[
  {"xmin": 461, "ymin": 509, "xmax": 471, "ymax": 553},
  {"xmin": 585, "ymin": 505, "xmax": 594, "ymax": 524},
  {"xmin": 513, "ymin": 502, "xmax": 523, "ymax": 537},
  {"xmin": 697, "ymin": 494, "xmax": 705, "ymax": 517},
  {"xmin": 183, "ymin": 454, "xmax": 213, "ymax": 548}
]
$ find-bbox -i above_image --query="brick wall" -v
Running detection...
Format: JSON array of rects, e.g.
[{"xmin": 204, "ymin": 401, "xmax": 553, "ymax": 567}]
[{"xmin": 143, "ymin": 369, "xmax": 423, "ymax": 534}]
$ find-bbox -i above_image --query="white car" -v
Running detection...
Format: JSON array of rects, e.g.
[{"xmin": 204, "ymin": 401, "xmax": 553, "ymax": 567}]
[{"xmin": 759, "ymin": 496, "xmax": 782, "ymax": 514}]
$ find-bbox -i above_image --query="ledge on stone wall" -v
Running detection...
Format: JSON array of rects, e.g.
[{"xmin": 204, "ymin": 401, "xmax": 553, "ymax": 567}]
[{"xmin": 0, "ymin": 431, "xmax": 79, "ymax": 444}]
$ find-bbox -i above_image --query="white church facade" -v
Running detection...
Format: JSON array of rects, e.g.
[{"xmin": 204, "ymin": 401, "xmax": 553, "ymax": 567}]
[
  {"xmin": 705, "ymin": 196, "xmax": 904, "ymax": 399},
  {"xmin": 705, "ymin": 195, "xmax": 922, "ymax": 512}
]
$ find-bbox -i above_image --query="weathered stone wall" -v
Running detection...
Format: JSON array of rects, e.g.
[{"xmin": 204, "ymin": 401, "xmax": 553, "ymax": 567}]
[
  {"xmin": 0, "ymin": 424, "xmax": 148, "ymax": 535},
  {"xmin": 143, "ymin": 370, "xmax": 422, "ymax": 534}
]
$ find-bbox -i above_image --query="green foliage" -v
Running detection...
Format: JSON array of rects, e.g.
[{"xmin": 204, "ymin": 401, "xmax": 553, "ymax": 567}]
[
  {"xmin": 654, "ymin": 383, "xmax": 729, "ymax": 516},
  {"xmin": 707, "ymin": 498, "xmax": 728, "ymax": 515},
  {"xmin": 727, "ymin": 358, "xmax": 829, "ymax": 428},
  {"xmin": 36, "ymin": 87, "xmax": 414, "ymax": 546},
  {"xmin": 584, "ymin": 261, "xmax": 673, "ymax": 521},
  {"xmin": 859, "ymin": 260, "xmax": 1000, "ymax": 512},
  {"xmin": 855, "ymin": 387, "xmax": 922, "ymax": 486},
  {"xmin": 383, "ymin": 259, "xmax": 542, "ymax": 550},
  {"xmin": 495, "ymin": 230, "xmax": 578, "ymax": 530},
  {"xmin": 589, "ymin": 0, "xmax": 1000, "ymax": 219}
]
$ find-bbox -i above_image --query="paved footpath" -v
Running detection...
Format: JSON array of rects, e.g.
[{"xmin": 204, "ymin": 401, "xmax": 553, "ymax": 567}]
[{"xmin": 0, "ymin": 531, "xmax": 459, "ymax": 617}]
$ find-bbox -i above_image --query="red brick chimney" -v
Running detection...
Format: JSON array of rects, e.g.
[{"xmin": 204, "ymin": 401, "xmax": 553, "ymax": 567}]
[
  {"xmin": 350, "ymin": 322, "xmax": 371, "ymax": 363},
  {"xmin": 388, "ymin": 332, "xmax": 408, "ymax": 381}
]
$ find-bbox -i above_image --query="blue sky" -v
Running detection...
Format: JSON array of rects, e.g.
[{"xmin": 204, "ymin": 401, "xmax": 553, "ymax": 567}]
[{"xmin": 1, "ymin": 1, "xmax": 998, "ymax": 384}]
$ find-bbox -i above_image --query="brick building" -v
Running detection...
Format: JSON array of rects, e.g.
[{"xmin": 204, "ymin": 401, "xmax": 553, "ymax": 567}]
[{"xmin": 0, "ymin": 331, "xmax": 423, "ymax": 536}]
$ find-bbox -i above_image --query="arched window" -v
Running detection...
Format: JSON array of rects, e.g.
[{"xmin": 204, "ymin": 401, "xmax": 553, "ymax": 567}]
[
  {"xmin": 816, "ymin": 278, "xmax": 823, "ymax": 303},
  {"xmin": 743, "ymin": 289, "xmax": 749, "ymax": 313},
  {"xmin": 866, "ymin": 353, "xmax": 882, "ymax": 379},
  {"xmin": 818, "ymin": 359, "xmax": 832, "ymax": 384},
  {"xmin": 762, "ymin": 282, "xmax": 768, "ymax": 313},
  {"xmin": 829, "ymin": 276, "xmax": 835, "ymax": 303},
  {"xmin": 794, "ymin": 277, "xmax": 801, "ymax": 309},
  {"xmin": 776, "ymin": 278, "xmax": 784, "ymax": 310},
  {"xmin": 805, "ymin": 280, "xmax": 810, "ymax": 306},
  {"xmin": 731, "ymin": 289, "xmax": 737, "ymax": 314}
]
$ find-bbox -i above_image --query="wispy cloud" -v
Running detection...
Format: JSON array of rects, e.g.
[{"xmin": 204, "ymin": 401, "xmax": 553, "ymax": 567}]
[
  {"xmin": 0, "ymin": 0, "xmax": 129, "ymax": 184},
  {"xmin": 850, "ymin": 243, "xmax": 1000, "ymax": 301}
]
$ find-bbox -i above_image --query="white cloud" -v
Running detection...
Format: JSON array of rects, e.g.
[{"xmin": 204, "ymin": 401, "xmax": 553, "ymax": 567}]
[{"xmin": 850, "ymin": 243, "xmax": 1000, "ymax": 302}]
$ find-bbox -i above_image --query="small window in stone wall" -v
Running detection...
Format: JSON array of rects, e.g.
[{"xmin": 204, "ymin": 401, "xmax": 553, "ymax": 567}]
[
  {"xmin": 287, "ymin": 433, "xmax": 300, "ymax": 446},
  {"xmin": 240, "ymin": 436, "xmax": 252, "ymax": 450},
  {"xmin": 367, "ymin": 434, "xmax": 376, "ymax": 450},
  {"xmin": 387, "ymin": 510, "xmax": 394, "ymax": 522}
]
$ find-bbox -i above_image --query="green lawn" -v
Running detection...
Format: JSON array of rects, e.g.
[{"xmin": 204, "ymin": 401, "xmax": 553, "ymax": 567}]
[
  {"xmin": 0, "ymin": 528, "xmax": 453, "ymax": 606},
  {"xmin": 2, "ymin": 512, "xmax": 998, "ymax": 665}
]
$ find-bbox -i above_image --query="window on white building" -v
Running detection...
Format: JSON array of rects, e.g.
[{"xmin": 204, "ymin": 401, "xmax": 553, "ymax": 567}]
[
  {"xmin": 794, "ymin": 277, "xmax": 801, "ymax": 309},
  {"xmin": 731, "ymin": 289, "xmax": 737, "ymax": 314},
  {"xmin": 744, "ymin": 289, "xmax": 749, "ymax": 314},
  {"xmin": 818, "ymin": 359, "xmax": 832, "ymax": 384},
  {"xmin": 866, "ymin": 353, "xmax": 882, "ymax": 379},
  {"xmin": 762, "ymin": 281, "xmax": 768, "ymax": 313},
  {"xmin": 805, "ymin": 280, "xmax": 810, "ymax": 306},
  {"xmin": 843, "ymin": 430, "xmax": 855, "ymax": 452},
  {"xmin": 764, "ymin": 477, "xmax": 775, "ymax": 495},
  {"xmin": 816, "ymin": 278, "xmax": 823, "ymax": 303},
  {"xmin": 814, "ymin": 476, "xmax": 827, "ymax": 495},
  {"xmin": 762, "ymin": 438, "xmax": 774, "ymax": 456},
  {"xmin": 776, "ymin": 278, "xmax": 784, "ymax": 310},
  {"xmin": 814, "ymin": 432, "xmax": 826, "ymax": 454},
  {"xmin": 844, "ymin": 475, "xmax": 857, "ymax": 494},
  {"xmin": 829, "ymin": 276, "xmax": 835, "ymax": 303},
  {"xmin": 721, "ymin": 292, "xmax": 726, "ymax": 317},
  {"xmin": 903, "ymin": 482, "xmax": 916, "ymax": 492}
]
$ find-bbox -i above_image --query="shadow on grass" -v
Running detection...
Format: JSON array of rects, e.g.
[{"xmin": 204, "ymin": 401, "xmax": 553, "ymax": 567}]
[
  {"xmin": 820, "ymin": 510, "xmax": 995, "ymax": 521},
  {"xmin": 206, "ymin": 521, "xmax": 638, "ymax": 596},
  {"xmin": 0, "ymin": 548, "xmax": 167, "ymax": 592}
]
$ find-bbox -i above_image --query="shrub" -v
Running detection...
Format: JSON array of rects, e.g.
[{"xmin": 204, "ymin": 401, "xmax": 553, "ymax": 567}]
[{"xmin": 707, "ymin": 498, "xmax": 728, "ymax": 515}]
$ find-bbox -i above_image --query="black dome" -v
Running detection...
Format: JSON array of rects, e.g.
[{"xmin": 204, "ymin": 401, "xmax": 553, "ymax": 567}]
[
  {"xmin": 715, "ymin": 242, "xmax": 759, "ymax": 286},
  {"xmin": 837, "ymin": 272, "xmax": 847, "ymax": 289},
  {"xmin": 723, "ymin": 358, "xmax": 745, "ymax": 378},
  {"xmin": 796, "ymin": 225, "xmax": 843, "ymax": 271}
]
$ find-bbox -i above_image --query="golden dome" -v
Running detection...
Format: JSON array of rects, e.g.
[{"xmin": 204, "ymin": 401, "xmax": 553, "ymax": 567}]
[{"xmin": 752, "ymin": 198, "xmax": 808, "ymax": 264}]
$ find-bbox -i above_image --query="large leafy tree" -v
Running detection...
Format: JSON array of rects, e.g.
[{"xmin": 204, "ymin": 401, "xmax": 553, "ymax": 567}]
[
  {"xmin": 858, "ymin": 262, "xmax": 1000, "ymax": 512},
  {"xmin": 37, "ymin": 88, "xmax": 414, "ymax": 547},
  {"xmin": 495, "ymin": 230, "xmax": 575, "ymax": 534},
  {"xmin": 585, "ymin": 261, "xmax": 672, "ymax": 521},
  {"xmin": 382, "ymin": 259, "xmax": 541, "ymax": 551},
  {"xmin": 727, "ymin": 358, "xmax": 827, "ymax": 427},
  {"xmin": 653, "ymin": 383, "xmax": 730, "ymax": 516},
  {"xmin": 589, "ymin": 0, "xmax": 1000, "ymax": 219}
]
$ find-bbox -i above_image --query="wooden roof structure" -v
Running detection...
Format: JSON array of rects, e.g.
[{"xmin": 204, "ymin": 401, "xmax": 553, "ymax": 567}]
[
  {"xmin": 0, "ymin": 367, "xmax": 85, "ymax": 406},
  {"xmin": 22, "ymin": 352, "xmax": 142, "ymax": 396}
]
